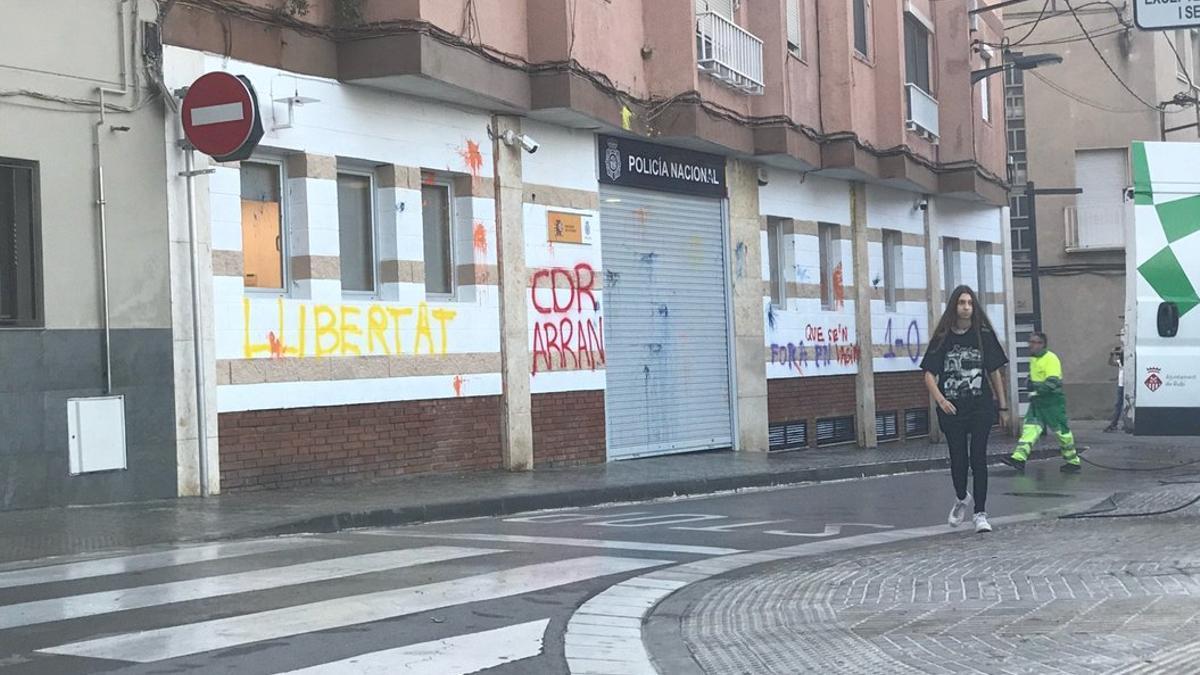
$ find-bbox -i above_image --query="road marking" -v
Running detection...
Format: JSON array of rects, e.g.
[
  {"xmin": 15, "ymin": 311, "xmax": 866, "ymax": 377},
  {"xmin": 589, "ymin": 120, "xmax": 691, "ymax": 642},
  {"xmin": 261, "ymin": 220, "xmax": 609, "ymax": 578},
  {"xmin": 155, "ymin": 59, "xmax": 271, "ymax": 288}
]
[
  {"xmin": 670, "ymin": 520, "xmax": 788, "ymax": 532},
  {"xmin": 503, "ymin": 511, "xmax": 649, "ymax": 524},
  {"xmin": 587, "ymin": 514, "xmax": 727, "ymax": 528},
  {"xmin": 564, "ymin": 503, "xmax": 1101, "ymax": 675},
  {"xmin": 358, "ymin": 531, "xmax": 742, "ymax": 556},
  {"xmin": 41, "ymin": 555, "xmax": 671, "ymax": 663},
  {"xmin": 763, "ymin": 523, "xmax": 895, "ymax": 538},
  {"xmin": 190, "ymin": 102, "xmax": 244, "ymax": 126},
  {"xmin": 278, "ymin": 619, "xmax": 550, "ymax": 674},
  {"xmin": 0, "ymin": 539, "xmax": 326, "ymax": 590},
  {"xmin": 1, "ymin": 547, "xmax": 495, "ymax": 630}
]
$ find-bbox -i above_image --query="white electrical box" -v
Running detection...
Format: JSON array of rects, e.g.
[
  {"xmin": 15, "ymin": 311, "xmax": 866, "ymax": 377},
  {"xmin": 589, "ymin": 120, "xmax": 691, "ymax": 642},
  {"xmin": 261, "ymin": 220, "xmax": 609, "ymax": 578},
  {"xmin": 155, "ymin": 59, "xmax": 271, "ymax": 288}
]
[{"xmin": 67, "ymin": 396, "xmax": 128, "ymax": 475}]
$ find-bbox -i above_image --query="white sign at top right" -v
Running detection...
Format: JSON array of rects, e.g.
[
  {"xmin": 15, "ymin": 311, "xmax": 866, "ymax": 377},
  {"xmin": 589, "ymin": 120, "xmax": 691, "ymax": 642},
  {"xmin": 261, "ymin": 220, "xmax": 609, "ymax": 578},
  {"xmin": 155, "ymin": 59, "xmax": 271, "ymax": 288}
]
[{"xmin": 1135, "ymin": 0, "xmax": 1200, "ymax": 30}]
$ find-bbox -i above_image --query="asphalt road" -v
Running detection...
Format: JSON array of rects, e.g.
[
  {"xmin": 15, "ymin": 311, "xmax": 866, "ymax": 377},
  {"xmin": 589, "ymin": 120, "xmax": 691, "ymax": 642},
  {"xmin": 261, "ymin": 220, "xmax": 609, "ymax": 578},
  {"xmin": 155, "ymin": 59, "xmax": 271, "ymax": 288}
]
[{"xmin": 0, "ymin": 458, "xmax": 1181, "ymax": 674}]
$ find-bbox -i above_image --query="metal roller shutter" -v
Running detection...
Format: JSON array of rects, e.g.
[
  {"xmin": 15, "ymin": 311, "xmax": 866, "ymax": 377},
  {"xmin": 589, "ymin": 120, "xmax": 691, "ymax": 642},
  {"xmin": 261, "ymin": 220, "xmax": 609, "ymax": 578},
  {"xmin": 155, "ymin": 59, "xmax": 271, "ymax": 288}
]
[{"xmin": 600, "ymin": 185, "xmax": 734, "ymax": 459}]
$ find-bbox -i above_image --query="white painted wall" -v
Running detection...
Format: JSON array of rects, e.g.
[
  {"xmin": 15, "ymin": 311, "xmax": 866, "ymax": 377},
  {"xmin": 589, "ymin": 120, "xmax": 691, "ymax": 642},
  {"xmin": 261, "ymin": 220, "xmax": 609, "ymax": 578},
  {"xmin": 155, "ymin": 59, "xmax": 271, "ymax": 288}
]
[
  {"xmin": 759, "ymin": 172, "xmax": 852, "ymax": 225},
  {"xmin": 524, "ymin": 203, "xmax": 605, "ymax": 394},
  {"xmin": 760, "ymin": 169, "xmax": 858, "ymax": 378},
  {"xmin": 2, "ymin": 0, "xmax": 170, "ymax": 329},
  {"xmin": 866, "ymin": 185, "xmax": 930, "ymax": 374},
  {"xmin": 164, "ymin": 47, "xmax": 614, "ymax": 413},
  {"xmin": 758, "ymin": 175, "xmax": 968, "ymax": 378},
  {"xmin": 933, "ymin": 196, "xmax": 1007, "ymax": 338}
]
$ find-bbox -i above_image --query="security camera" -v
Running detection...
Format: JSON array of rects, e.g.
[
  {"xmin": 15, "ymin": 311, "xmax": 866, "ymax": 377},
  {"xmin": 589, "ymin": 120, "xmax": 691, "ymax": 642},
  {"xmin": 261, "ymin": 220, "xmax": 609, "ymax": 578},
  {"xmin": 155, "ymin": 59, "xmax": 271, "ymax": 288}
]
[
  {"xmin": 501, "ymin": 130, "xmax": 539, "ymax": 154},
  {"xmin": 914, "ymin": 197, "xmax": 929, "ymax": 211},
  {"xmin": 756, "ymin": 167, "xmax": 769, "ymax": 186}
]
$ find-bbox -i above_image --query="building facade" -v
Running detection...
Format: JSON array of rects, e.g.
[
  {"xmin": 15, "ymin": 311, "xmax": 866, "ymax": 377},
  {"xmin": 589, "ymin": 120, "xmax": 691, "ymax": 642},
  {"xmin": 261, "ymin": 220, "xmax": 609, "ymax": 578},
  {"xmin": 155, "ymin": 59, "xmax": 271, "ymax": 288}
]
[
  {"xmin": 0, "ymin": 0, "xmax": 1016, "ymax": 508},
  {"xmin": 1004, "ymin": 2, "xmax": 1198, "ymax": 418},
  {"xmin": 0, "ymin": 0, "xmax": 183, "ymax": 510}
]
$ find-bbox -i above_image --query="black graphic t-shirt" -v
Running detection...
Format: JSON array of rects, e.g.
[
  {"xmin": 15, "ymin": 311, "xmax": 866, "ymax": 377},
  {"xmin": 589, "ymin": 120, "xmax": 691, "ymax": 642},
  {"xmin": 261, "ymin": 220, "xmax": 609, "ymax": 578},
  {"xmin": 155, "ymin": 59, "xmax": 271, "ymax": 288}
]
[{"xmin": 920, "ymin": 327, "xmax": 1008, "ymax": 401}]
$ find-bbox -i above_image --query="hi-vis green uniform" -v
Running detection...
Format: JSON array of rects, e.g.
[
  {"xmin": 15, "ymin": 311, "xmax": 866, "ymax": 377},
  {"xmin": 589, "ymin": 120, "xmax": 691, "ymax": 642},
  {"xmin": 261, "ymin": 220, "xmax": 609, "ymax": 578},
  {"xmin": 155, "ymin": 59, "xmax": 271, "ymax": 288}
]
[{"xmin": 1011, "ymin": 350, "xmax": 1080, "ymax": 465}]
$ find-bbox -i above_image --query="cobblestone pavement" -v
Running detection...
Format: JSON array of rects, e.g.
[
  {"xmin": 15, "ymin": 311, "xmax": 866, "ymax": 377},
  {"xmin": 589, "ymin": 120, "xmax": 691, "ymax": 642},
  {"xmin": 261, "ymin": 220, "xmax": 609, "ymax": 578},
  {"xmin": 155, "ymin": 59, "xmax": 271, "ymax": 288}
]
[{"xmin": 676, "ymin": 485, "xmax": 1200, "ymax": 674}]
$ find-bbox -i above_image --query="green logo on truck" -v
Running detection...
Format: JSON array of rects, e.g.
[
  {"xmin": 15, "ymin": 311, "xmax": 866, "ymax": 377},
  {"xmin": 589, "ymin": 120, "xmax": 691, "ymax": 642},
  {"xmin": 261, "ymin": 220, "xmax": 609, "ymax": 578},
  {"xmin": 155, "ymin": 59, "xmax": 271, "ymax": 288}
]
[{"xmin": 1131, "ymin": 142, "xmax": 1200, "ymax": 316}]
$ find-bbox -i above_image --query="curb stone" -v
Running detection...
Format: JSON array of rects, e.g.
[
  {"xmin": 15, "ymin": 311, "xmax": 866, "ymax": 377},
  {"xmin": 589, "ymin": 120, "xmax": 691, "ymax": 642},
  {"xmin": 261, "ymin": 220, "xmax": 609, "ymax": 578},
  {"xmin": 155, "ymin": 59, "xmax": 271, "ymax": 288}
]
[{"xmin": 239, "ymin": 447, "xmax": 1065, "ymax": 540}]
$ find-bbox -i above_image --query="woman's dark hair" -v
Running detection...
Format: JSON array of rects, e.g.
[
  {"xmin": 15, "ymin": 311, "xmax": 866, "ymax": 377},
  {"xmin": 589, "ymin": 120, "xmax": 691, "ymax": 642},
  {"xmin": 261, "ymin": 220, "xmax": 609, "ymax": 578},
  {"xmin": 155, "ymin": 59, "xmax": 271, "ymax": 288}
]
[{"xmin": 929, "ymin": 285, "xmax": 998, "ymax": 351}]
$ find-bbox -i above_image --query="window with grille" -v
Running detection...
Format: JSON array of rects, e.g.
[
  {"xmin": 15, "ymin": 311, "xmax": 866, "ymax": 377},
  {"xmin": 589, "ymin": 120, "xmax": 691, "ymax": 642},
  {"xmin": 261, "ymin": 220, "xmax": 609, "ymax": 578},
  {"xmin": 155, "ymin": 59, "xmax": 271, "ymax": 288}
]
[
  {"xmin": 816, "ymin": 416, "xmax": 855, "ymax": 446},
  {"xmin": 1007, "ymin": 126, "xmax": 1026, "ymax": 154},
  {"xmin": 0, "ymin": 158, "xmax": 41, "ymax": 327},
  {"xmin": 695, "ymin": 0, "xmax": 735, "ymax": 19},
  {"xmin": 882, "ymin": 229, "xmax": 902, "ymax": 312},
  {"xmin": 977, "ymin": 242, "xmax": 993, "ymax": 299},
  {"xmin": 853, "ymin": 0, "xmax": 870, "ymax": 57},
  {"xmin": 818, "ymin": 222, "xmax": 840, "ymax": 310},
  {"xmin": 241, "ymin": 160, "xmax": 287, "ymax": 291},
  {"xmin": 769, "ymin": 420, "xmax": 808, "ymax": 451},
  {"xmin": 876, "ymin": 411, "xmax": 900, "ymax": 442},
  {"xmin": 905, "ymin": 408, "xmax": 930, "ymax": 438},
  {"xmin": 942, "ymin": 237, "xmax": 960, "ymax": 292},
  {"xmin": 980, "ymin": 50, "xmax": 992, "ymax": 122},
  {"xmin": 903, "ymin": 14, "xmax": 931, "ymax": 94},
  {"xmin": 337, "ymin": 171, "xmax": 377, "ymax": 294},
  {"xmin": 786, "ymin": 0, "xmax": 802, "ymax": 55},
  {"xmin": 422, "ymin": 181, "xmax": 456, "ymax": 296},
  {"xmin": 767, "ymin": 217, "xmax": 787, "ymax": 308}
]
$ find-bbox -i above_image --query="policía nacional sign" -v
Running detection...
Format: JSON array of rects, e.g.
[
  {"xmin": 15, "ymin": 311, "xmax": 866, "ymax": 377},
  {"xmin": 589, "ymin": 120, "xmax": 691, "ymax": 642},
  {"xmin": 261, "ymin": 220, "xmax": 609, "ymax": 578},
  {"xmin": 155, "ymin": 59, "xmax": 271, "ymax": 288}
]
[{"xmin": 598, "ymin": 134, "xmax": 726, "ymax": 198}]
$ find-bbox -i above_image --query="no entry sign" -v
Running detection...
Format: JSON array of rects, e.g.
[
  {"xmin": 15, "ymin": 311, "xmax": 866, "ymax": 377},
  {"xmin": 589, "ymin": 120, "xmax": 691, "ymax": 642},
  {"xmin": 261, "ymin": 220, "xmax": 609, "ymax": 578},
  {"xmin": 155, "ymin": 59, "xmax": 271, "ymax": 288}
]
[{"xmin": 182, "ymin": 72, "xmax": 264, "ymax": 162}]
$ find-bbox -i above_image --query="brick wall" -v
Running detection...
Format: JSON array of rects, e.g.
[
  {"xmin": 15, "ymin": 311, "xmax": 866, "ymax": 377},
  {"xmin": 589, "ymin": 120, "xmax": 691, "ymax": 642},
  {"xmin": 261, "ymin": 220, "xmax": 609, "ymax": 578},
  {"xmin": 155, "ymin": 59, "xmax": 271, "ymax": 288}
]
[
  {"xmin": 768, "ymin": 375, "xmax": 856, "ymax": 425},
  {"xmin": 218, "ymin": 397, "xmax": 503, "ymax": 492},
  {"xmin": 767, "ymin": 371, "xmax": 929, "ymax": 447},
  {"xmin": 768, "ymin": 375, "xmax": 856, "ymax": 448},
  {"xmin": 875, "ymin": 370, "xmax": 932, "ymax": 441},
  {"xmin": 875, "ymin": 371, "xmax": 928, "ymax": 415},
  {"xmin": 532, "ymin": 390, "xmax": 606, "ymax": 467}
]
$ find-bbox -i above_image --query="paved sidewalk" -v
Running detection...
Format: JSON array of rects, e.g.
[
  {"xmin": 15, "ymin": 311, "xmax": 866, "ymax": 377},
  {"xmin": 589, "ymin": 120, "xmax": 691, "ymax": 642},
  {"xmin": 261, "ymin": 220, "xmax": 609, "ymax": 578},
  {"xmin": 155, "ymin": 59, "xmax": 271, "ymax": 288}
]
[
  {"xmin": 667, "ymin": 481, "xmax": 1200, "ymax": 674},
  {"xmin": 0, "ymin": 422, "xmax": 1192, "ymax": 564}
]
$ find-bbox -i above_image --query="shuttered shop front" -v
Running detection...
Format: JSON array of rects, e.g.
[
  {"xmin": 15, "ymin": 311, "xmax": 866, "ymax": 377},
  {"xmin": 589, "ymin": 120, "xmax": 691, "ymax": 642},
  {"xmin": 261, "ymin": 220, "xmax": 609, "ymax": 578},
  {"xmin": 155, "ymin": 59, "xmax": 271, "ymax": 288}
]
[{"xmin": 597, "ymin": 135, "xmax": 734, "ymax": 459}]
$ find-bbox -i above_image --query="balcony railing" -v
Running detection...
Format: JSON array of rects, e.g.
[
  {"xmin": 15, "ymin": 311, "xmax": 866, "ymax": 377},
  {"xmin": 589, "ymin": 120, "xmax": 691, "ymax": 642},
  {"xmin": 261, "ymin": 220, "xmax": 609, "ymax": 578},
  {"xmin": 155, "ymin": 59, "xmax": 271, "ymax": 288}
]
[
  {"xmin": 1065, "ymin": 204, "xmax": 1127, "ymax": 251},
  {"xmin": 696, "ymin": 12, "xmax": 764, "ymax": 95},
  {"xmin": 905, "ymin": 83, "xmax": 939, "ymax": 140}
]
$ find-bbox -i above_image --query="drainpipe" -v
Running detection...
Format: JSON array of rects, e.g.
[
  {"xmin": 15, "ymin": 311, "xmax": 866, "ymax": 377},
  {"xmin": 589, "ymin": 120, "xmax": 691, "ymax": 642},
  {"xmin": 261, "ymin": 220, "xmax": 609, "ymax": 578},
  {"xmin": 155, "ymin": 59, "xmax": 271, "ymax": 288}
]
[{"xmin": 93, "ymin": 0, "xmax": 133, "ymax": 395}]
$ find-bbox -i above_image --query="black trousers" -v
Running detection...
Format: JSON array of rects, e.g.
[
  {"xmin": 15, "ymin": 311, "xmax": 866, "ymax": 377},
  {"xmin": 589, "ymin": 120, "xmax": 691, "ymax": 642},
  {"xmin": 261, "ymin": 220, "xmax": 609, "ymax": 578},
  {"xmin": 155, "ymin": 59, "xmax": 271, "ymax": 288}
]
[{"xmin": 938, "ymin": 399, "xmax": 995, "ymax": 514}]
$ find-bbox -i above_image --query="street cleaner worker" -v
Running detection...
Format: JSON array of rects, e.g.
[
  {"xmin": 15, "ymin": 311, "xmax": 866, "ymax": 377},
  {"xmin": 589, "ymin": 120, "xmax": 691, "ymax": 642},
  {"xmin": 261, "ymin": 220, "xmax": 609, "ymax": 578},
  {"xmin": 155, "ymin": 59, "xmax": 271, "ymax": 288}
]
[{"xmin": 1001, "ymin": 332, "xmax": 1081, "ymax": 474}]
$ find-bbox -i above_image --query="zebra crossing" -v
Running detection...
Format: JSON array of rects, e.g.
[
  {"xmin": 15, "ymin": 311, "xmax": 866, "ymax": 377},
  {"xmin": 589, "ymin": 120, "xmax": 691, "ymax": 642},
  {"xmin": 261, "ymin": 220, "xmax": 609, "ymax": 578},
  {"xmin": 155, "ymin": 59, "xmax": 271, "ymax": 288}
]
[{"xmin": 0, "ymin": 532, "xmax": 692, "ymax": 674}]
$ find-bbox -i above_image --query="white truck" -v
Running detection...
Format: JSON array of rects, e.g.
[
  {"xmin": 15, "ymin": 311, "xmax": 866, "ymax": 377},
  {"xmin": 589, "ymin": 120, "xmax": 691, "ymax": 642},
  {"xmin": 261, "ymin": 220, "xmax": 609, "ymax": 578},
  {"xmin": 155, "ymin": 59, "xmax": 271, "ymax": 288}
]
[{"xmin": 1127, "ymin": 141, "xmax": 1200, "ymax": 435}]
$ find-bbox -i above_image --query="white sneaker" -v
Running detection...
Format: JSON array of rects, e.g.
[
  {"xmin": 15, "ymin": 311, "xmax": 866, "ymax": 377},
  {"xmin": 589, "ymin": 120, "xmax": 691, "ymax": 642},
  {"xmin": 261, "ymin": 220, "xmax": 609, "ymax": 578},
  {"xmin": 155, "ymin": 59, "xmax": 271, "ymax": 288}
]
[
  {"xmin": 974, "ymin": 512, "xmax": 993, "ymax": 533},
  {"xmin": 948, "ymin": 494, "xmax": 972, "ymax": 527}
]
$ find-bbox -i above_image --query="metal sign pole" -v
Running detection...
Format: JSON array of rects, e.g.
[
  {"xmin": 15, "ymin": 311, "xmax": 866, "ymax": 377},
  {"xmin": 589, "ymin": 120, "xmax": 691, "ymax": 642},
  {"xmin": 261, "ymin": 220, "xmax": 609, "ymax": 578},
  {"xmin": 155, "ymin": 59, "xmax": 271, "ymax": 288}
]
[{"xmin": 179, "ymin": 144, "xmax": 215, "ymax": 497}]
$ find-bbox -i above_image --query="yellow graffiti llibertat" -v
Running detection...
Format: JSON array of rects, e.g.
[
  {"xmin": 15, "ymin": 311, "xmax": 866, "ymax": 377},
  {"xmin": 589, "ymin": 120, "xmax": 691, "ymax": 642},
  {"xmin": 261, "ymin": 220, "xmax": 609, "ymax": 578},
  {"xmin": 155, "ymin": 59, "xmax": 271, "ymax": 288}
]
[
  {"xmin": 314, "ymin": 305, "xmax": 338, "ymax": 357},
  {"xmin": 388, "ymin": 307, "xmax": 414, "ymax": 354},
  {"xmin": 242, "ymin": 298, "xmax": 457, "ymax": 358}
]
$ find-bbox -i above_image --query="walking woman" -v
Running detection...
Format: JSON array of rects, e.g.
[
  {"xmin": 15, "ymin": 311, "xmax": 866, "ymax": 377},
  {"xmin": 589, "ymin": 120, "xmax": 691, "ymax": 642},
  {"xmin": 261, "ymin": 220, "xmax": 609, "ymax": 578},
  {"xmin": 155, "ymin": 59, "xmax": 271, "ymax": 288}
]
[{"xmin": 920, "ymin": 285, "xmax": 1011, "ymax": 533}]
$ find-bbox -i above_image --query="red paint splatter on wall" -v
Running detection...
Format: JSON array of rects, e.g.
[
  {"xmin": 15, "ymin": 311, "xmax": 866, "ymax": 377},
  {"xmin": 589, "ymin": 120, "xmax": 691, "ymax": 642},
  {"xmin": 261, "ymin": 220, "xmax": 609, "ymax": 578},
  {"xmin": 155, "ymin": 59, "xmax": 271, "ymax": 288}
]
[
  {"xmin": 473, "ymin": 221, "xmax": 488, "ymax": 256},
  {"xmin": 453, "ymin": 375, "xmax": 466, "ymax": 397},
  {"xmin": 267, "ymin": 332, "xmax": 286, "ymax": 358},
  {"xmin": 459, "ymin": 140, "xmax": 484, "ymax": 185},
  {"xmin": 832, "ymin": 262, "xmax": 845, "ymax": 310}
]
